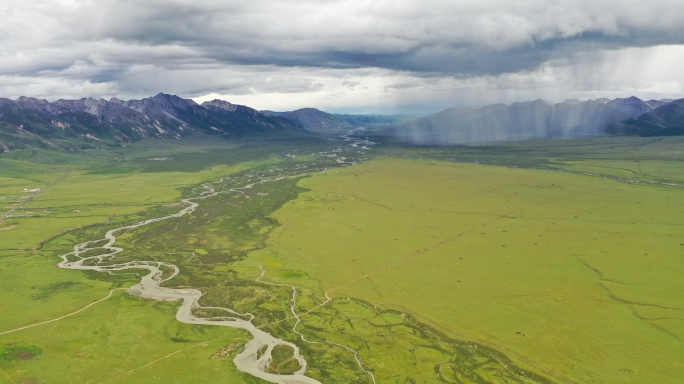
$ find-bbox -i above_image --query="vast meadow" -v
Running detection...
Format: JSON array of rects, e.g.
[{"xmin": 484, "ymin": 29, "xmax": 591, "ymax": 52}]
[
  {"xmin": 1, "ymin": 135, "xmax": 682, "ymax": 383},
  {"xmin": 248, "ymin": 136, "xmax": 684, "ymax": 383},
  {"xmin": 255, "ymin": 157, "xmax": 683, "ymax": 383},
  {"xmin": 0, "ymin": 139, "xmax": 285, "ymax": 383}
]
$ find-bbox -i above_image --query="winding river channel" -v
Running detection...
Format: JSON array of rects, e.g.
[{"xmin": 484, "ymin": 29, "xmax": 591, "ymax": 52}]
[{"xmin": 58, "ymin": 131, "xmax": 376, "ymax": 384}]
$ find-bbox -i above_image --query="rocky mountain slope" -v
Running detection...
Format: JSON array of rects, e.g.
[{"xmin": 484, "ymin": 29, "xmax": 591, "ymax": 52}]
[
  {"xmin": 0, "ymin": 93, "xmax": 305, "ymax": 152},
  {"xmin": 599, "ymin": 96, "xmax": 669, "ymax": 118},
  {"xmin": 607, "ymin": 98, "xmax": 684, "ymax": 136}
]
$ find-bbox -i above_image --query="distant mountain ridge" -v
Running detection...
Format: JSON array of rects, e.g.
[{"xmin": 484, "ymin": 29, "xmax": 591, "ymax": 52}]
[
  {"xmin": 2, "ymin": 93, "xmax": 682, "ymax": 152},
  {"xmin": 607, "ymin": 98, "xmax": 684, "ymax": 136},
  {"xmin": 390, "ymin": 96, "xmax": 679, "ymax": 145},
  {"xmin": 266, "ymin": 108, "xmax": 353, "ymax": 132},
  {"xmin": 600, "ymin": 96, "xmax": 670, "ymax": 118},
  {"xmin": 0, "ymin": 93, "xmax": 304, "ymax": 152},
  {"xmin": 263, "ymin": 108, "xmax": 416, "ymax": 132}
]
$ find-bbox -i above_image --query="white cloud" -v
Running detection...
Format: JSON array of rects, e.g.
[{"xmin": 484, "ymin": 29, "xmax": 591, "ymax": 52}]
[
  {"xmin": 1, "ymin": 0, "xmax": 683, "ymax": 111},
  {"xmin": 192, "ymin": 45, "xmax": 684, "ymax": 113}
]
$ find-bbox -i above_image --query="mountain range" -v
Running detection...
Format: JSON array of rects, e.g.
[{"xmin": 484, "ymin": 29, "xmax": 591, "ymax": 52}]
[
  {"xmin": 0, "ymin": 93, "xmax": 304, "ymax": 151},
  {"xmin": 390, "ymin": 96, "xmax": 683, "ymax": 145},
  {"xmin": 1, "ymin": 93, "xmax": 683, "ymax": 153},
  {"xmin": 607, "ymin": 98, "xmax": 684, "ymax": 137}
]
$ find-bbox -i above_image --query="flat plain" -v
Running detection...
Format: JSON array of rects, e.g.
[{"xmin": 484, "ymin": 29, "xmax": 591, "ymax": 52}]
[
  {"xmin": 1, "ymin": 135, "xmax": 682, "ymax": 383},
  {"xmin": 257, "ymin": 157, "xmax": 684, "ymax": 383}
]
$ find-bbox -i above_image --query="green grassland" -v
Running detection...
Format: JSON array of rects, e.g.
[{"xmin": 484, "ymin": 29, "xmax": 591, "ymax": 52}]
[
  {"xmin": 250, "ymin": 152, "xmax": 684, "ymax": 383},
  {"xmin": 0, "ymin": 139, "xmax": 293, "ymax": 383},
  {"xmin": 378, "ymin": 136, "xmax": 684, "ymax": 185},
  {"xmin": 1, "ymin": 291, "xmax": 264, "ymax": 384},
  {"xmin": 1, "ymin": 135, "xmax": 683, "ymax": 383}
]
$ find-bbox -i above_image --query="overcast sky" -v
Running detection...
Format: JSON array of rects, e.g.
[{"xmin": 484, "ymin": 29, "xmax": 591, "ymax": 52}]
[{"xmin": 2, "ymin": 0, "xmax": 684, "ymax": 113}]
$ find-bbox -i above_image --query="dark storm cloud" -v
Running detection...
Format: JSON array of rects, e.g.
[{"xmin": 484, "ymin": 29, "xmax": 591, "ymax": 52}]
[{"xmin": 1, "ymin": 0, "xmax": 684, "ymax": 107}]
